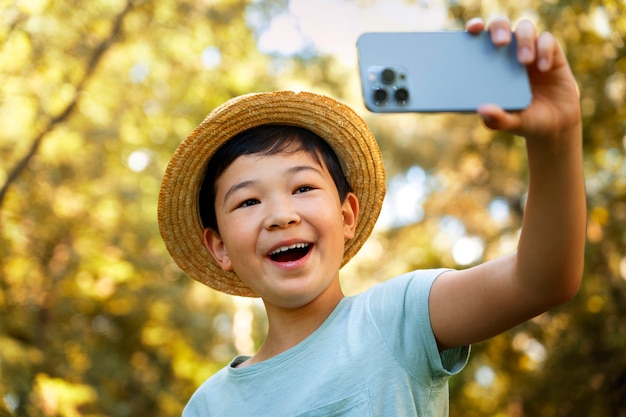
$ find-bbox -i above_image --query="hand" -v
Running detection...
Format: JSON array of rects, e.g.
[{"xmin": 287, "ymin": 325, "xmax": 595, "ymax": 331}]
[{"xmin": 467, "ymin": 17, "xmax": 581, "ymax": 142}]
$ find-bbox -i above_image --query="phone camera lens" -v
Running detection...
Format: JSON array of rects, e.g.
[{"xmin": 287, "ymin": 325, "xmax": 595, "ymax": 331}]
[
  {"xmin": 373, "ymin": 88, "xmax": 387, "ymax": 103},
  {"xmin": 381, "ymin": 68, "xmax": 395, "ymax": 85},
  {"xmin": 394, "ymin": 88, "xmax": 409, "ymax": 103}
]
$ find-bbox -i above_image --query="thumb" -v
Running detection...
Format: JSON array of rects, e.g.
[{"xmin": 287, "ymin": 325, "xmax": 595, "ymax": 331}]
[{"xmin": 477, "ymin": 104, "xmax": 522, "ymax": 132}]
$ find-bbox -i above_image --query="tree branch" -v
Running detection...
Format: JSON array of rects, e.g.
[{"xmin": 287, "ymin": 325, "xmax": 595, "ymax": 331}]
[{"xmin": 0, "ymin": 1, "xmax": 134, "ymax": 208}]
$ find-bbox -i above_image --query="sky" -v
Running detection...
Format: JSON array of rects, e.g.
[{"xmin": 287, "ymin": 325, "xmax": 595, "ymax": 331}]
[{"xmin": 257, "ymin": 0, "xmax": 450, "ymax": 65}]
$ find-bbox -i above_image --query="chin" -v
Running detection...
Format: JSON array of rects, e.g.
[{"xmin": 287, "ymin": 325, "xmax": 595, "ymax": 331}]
[{"xmin": 270, "ymin": 281, "xmax": 341, "ymax": 310}]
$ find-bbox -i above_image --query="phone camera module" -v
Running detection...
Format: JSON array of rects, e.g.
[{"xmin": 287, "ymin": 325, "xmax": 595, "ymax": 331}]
[
  {"xmin": 365, "ymin": 66, "xmax": 409, "ymax": 107},
  {"xmin": 394, "ymin": 87, "xmax": 409, "ymax": 103},
  {"xmin": 381, "ymin": 68, "xmax": 396, "ymax": 85}
]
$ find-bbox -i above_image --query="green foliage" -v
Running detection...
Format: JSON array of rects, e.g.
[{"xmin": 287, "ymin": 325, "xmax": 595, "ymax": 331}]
[
  {"xmin": 1, "ymin": 0, "xmax": 625, "ymax": 416},
  {"xmin": 1, "ymin": 0, "xmax": 276, "ymax": 415}
]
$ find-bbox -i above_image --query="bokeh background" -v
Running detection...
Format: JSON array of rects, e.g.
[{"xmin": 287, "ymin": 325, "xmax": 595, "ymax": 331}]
[{"xmin": 1, "ymin": 0, "xmax": 625, "ymax": 416}]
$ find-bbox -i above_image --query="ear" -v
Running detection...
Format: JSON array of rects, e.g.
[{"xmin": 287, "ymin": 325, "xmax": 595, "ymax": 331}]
[
  {"xmin": 341, "ymin": 192, "xmax": 359, "ymax": 239},
  {"xmin": 203, "ymin": 228, "xmax": 233, "ymax": 271}
]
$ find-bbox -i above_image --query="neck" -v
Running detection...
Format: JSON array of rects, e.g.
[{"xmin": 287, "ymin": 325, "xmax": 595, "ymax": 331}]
[{"xmin": 243, "ymin": 280, "xmax": 344, "ymax": 366}]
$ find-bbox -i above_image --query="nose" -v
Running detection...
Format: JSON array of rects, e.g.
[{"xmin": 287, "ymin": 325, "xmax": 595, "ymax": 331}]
[{"xmin": 264, "ymin": 195, "xmax": 301, "ymax": 229}]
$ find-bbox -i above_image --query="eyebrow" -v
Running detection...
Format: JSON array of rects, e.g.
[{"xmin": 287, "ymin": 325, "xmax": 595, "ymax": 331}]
[{"xmin": 222, "ymin": 164, "xmax": 323, "ymax": 204}]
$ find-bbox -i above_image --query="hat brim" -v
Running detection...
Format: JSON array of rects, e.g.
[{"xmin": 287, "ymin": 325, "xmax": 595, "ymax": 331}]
[{"xmin": 158, "ymin": 91, "xmax": 385, "ymax": 296}]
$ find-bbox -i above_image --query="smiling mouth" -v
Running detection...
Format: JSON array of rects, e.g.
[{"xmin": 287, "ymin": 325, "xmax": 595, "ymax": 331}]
[{"xmin": 268, "ymin": 243, "xmax": 311, "ymax": 262}]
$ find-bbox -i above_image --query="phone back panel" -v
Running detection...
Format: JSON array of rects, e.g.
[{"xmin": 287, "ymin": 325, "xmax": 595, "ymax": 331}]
[{"xmin": 357, "ymin": 31, "xmax": 532, "ymax": 113}]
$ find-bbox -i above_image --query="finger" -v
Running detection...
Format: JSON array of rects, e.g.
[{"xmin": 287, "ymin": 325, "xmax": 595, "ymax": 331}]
[
  {"xmin": 487, "ymin": 16, "xmax": 512, "ymax": 45},
  {"xmin": 466, "ymin": 17, "xmax": 485, "ymax": 34},
  {"xmin": 477, "ymin": 104, "xmax": 521, "ymax": 132},
  {"xmin": 536, "ymin": 32, "xmax": 557, "ymax": 72},
  {"xmin": 514, "ymin": 19, "xmax": 537, "ymax": 65}
]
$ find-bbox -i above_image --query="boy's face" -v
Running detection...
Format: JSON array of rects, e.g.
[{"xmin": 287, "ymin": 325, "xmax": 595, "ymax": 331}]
[{"xmin": 203, "ymin": 147, "xmax": 359, "ymax": 309}]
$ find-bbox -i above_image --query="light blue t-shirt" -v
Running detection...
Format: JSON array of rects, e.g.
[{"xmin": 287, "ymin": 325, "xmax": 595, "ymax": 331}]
[{"xmin": 183, "ymin": 269, "xmax": 469, "ymax": 417}]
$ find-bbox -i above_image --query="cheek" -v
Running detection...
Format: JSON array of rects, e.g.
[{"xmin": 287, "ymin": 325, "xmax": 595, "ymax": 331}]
[
  {"xmin": 217, "ymin": 213, "xmax": 257, "ymax": 247},
  {"xmin": 306, "ymin": 203, "xmax": 345, "ymax": 232}
]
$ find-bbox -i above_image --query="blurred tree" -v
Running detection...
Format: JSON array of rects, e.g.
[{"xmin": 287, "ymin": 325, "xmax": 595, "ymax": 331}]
[
  {"xmin": 0, "ymin": 0, "xmax": 292, "ymax": 415},
  {"xmin": 1, "ymin": 0, "xmax": 625, "ymax": 416}
]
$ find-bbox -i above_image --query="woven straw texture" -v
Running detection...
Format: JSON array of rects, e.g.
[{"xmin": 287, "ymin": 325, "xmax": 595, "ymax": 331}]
[{"xmin": 158, "ymin": 91, "xmax": 386, "ymax": 296}]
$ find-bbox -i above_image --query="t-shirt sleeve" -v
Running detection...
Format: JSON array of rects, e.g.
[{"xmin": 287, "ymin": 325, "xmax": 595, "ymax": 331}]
[{"xmin": 366, "ymin": 269, "xmax": 470, "ymax": 385}]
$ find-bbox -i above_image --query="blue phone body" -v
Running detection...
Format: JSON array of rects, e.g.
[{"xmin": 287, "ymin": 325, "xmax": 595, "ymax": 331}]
[{"xmin": 357, "ymin": 31, "xmax": 532, "ymax": 113}]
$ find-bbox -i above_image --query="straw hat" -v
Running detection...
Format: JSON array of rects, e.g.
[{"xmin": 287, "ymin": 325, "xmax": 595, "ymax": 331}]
[{"xmin": 158, "ymin": 91, "xmax": 385, "ymax": 297}]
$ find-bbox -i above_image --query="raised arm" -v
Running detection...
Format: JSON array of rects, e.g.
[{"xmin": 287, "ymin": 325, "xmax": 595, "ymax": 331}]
[{"xmin": 429, "ymin": 17, "xmax": 586, "ymax": 350}]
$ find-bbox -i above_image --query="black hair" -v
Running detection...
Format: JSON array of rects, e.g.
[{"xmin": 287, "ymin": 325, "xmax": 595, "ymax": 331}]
[{"xmin": 198, "ymin": 125, "xmax": 353, "ymax": 233}]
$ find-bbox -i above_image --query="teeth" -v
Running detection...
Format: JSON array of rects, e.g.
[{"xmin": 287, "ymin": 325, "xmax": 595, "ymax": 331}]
[{"xmin": 269, "ymin": 243, "xmax": 309, "ymax": 256}]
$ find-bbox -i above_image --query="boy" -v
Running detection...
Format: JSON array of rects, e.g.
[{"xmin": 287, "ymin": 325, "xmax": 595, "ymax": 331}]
[{"xmin": 158, "ymin": 17, "xmax": 586, "ymax": 416}]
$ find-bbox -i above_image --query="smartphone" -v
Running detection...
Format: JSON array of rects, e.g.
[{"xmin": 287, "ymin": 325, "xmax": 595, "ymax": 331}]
[{"xmin": 356, "ymin": 31, "xmax": 532, "ymax": 113}]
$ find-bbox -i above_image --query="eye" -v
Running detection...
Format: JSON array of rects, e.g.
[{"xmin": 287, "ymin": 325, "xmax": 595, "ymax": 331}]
[
  {"xmin": 238, "ymin": 198, "xmax": 260, "ymax": 208},
  {"xmin": 294, "ymin": 185, "xmax": 315, "ymax": 194}
]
